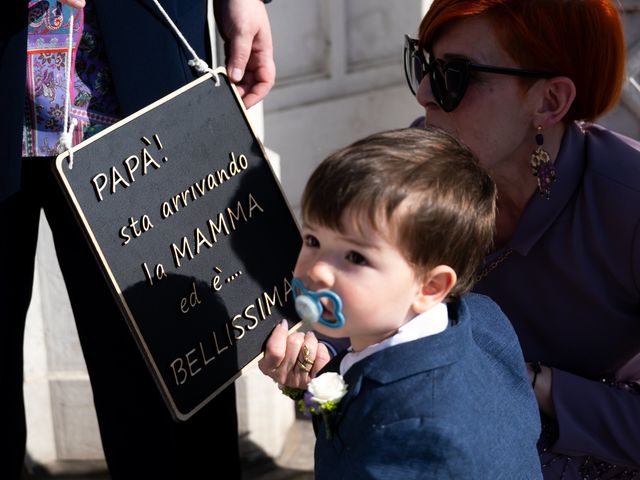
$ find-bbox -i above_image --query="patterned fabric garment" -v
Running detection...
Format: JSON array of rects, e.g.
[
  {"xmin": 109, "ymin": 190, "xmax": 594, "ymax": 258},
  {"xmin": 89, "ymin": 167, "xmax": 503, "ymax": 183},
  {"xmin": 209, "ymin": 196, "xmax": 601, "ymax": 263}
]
[{"xmin": 23, "ymin": 0, "xmax": 119, "ymax": 156}]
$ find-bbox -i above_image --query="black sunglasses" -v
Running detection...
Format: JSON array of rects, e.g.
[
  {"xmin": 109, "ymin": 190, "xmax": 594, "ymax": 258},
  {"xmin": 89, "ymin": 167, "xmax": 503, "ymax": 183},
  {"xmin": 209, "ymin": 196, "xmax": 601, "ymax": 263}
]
[{"xmin": 403, "ymin": 35, "xmax": 557, "ymax": 112}]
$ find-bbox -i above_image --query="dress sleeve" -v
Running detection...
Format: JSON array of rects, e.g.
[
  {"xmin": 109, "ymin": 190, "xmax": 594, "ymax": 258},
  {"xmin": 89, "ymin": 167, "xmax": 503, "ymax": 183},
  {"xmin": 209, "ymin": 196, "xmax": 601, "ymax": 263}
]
[
  {"xmin": 316, "ymin": 333, "xmax": 350, "ymax": 358},
  {"xmin": 551, "ymin": 367, "xmax": 640, "ymax": 468},
  {"xmin": 410, "ymin": 116, "xmax": 425, "ymax": 128}
]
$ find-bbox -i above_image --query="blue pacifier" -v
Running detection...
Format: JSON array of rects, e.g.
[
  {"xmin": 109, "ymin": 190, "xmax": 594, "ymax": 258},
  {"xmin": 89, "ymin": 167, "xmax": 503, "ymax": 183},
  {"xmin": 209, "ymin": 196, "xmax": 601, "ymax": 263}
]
[{"xmin": 291, "ymin": 277, "xmax": 345, "ymax": 329}]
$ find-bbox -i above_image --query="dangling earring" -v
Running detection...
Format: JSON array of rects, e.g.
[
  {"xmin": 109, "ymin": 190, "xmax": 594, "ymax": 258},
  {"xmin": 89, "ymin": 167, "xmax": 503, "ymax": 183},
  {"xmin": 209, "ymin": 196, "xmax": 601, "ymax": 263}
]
[{"xmin": 529, "ymin": 126, "xmax": 556, "ymax": 199}]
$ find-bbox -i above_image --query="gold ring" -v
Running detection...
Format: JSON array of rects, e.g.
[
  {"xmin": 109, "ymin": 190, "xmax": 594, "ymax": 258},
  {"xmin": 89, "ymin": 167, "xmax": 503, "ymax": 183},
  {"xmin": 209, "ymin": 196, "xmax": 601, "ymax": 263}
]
[
  {"xmin": 301, "ymin": 344, "xmax": 314, "ymax": 365},
  {"xmin": 297, "ymin": 359, "xmax": 312, "ymax": 373}
]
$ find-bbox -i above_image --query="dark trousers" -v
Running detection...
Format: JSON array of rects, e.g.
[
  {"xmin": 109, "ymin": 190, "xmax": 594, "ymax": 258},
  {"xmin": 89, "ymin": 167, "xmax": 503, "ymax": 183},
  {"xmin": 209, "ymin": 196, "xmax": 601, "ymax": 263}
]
[{"xmin": 0, "ymin": 157, "xmax": 240, "ymax": 479}]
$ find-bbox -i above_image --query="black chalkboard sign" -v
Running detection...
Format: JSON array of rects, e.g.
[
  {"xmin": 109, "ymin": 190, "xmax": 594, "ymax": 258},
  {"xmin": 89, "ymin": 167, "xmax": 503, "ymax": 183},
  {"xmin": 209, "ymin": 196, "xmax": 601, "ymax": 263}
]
[{"xmin": 54, "ymin": 69, "xmax": 302, "ymax": 421}]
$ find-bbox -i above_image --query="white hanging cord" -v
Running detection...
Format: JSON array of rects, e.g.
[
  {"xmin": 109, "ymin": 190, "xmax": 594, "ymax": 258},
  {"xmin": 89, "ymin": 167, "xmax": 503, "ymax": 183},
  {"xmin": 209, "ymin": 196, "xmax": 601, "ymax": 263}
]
[
  {"xmin": 58, "ymin": 2, "xmax": 219, "ymax": 169},
  {"xmin": 59, "ymin": 10, "xmax": 78, "ymax": 168},
  {"xmin": 150, "ymin": 0, "xmax": 220, "ymax": 86}
]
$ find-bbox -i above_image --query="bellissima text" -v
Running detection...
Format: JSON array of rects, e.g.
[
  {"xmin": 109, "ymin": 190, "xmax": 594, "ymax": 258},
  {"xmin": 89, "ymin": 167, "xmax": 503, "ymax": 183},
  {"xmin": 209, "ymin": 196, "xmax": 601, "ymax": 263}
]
[{"xmin": 168, "ymin": 276, "xmax": 293, "ymax": 386}]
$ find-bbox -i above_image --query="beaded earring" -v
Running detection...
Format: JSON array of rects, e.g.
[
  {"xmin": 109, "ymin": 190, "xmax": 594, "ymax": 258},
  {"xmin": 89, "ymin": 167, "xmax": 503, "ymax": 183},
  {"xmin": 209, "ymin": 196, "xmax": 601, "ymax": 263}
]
[{"xmin": 529, "ymin": 126, "xmax": 556, "ymax": 199}]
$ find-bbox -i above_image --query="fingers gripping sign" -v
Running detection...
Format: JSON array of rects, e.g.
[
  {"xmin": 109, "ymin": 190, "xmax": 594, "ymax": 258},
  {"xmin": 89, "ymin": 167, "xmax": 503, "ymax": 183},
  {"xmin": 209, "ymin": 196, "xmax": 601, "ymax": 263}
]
[
  {"xmin": 59, "ymin": 0, "xmax": 86, "ymax": 7},
  {"xmin": 214, "ymin": 0, "xmax": 275, "ymax": 109},
  {"xmin": 259, "ymin": 320, "xmax": 330, "ymax": 390}
]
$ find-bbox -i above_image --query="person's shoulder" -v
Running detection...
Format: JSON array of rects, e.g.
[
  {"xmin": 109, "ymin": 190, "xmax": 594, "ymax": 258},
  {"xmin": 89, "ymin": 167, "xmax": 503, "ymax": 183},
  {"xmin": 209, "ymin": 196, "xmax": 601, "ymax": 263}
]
[
  {"xmin": 580, "ymin": 123, "xmax": 640, "ymax": 193},
  {"xmin": 456, "ymin": 293, "xmax": 524, "ymax": 357},
  {"xmin": 582, "ymin": 122, "xmax": 640, "ymax": 152},
  {"xmin": 458, "ymin": 292, "xmax": 510, "ymax": 321},
  {"xmin": 450, "ymin": 293, "xmax": 515, "ymax": 335}
]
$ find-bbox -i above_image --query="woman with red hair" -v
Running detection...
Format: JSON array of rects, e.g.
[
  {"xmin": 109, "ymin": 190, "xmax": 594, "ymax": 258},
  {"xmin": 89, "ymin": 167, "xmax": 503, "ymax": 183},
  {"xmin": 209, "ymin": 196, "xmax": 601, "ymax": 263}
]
[
  {"xmin": 406, "ymin": 0, "xmax": 640, "ymax": 477},
  {"xmin": 261, "ymin": 1, "xmax": 640, "ymax": 477}
]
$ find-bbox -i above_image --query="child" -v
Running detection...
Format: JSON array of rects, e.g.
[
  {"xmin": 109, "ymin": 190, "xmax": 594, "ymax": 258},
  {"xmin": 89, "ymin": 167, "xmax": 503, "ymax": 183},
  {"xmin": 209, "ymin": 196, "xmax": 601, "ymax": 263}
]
[{"xmin": 286, "ymin": 127, "xmax": 542, "ymax": 479}]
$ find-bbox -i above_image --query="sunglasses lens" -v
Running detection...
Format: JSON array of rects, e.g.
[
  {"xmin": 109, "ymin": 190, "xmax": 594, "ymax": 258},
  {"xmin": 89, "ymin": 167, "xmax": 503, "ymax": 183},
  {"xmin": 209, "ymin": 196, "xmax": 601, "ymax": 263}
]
[
  {"xmin": 430, "ymin": 60, "xmax": 468, "ymax": 112},
  {"xmin": 410, "ymin": 55, "xmax": 425, "ymax": 94},
  {"xmin": 404, "ymin": 37, "xmax": 471, "ymax": 111}
]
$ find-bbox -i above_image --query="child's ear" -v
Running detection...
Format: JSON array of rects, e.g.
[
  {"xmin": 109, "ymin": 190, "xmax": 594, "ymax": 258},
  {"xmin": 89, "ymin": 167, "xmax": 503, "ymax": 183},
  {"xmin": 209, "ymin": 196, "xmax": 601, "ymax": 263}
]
[{"xmin": 413, "ymin": 265, "xmax": 457, "ymax": 313}]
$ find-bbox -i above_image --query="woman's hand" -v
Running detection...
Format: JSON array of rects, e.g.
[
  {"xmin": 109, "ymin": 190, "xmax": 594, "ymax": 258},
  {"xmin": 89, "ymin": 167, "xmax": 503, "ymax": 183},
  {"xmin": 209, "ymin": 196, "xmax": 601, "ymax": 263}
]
[
  {"xmin": 527, "ymin": 362, "xmax": 556, "ymax": 418},
  {"xmin": 214, "ymin": 0, "xmax": 275, "ymax": 109},
  {"xmin": 59, "ymin": 0, "xmax": 85, "ymax": 8},
  {"xmin": 258, "ymin": 320, "xmax": 331, "ymax": 390}
]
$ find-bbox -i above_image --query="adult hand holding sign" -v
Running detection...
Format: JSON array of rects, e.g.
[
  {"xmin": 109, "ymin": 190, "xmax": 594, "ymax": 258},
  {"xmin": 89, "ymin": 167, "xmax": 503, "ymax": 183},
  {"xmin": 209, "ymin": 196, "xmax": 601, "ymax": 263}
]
[
  {"xmin": 215, "ymin": 0, "xmax": 276, "ymax": 108},
  {"xmin": 59, "ymin": 0, "xmax": 86, "ymax": 7}
]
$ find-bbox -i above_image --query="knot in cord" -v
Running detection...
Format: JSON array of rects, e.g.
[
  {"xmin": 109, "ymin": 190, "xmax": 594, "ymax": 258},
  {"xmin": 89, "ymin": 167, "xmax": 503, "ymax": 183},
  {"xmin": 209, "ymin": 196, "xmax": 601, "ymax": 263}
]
[
  {"xmin": 152, "ymin": 0, "xmax": 220, "ymax": 85},
  {"xmin": 59, "ymin": 118, "xmax": 78, "ymax": 152},
  {"xmin": 188, "ymin": 58, "xmax": 220, "ymax": 85},
  {"xmin": 59, "ymin": 117, "xmax": 78, "ymax": 168},
  {"xmin": 188, "ymin": 57, "xmax": 210, "ymax": 73}
]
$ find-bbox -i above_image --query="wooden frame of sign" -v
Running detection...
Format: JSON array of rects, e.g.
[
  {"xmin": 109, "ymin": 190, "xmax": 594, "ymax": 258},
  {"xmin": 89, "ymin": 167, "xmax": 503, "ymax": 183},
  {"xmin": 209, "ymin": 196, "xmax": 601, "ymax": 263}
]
[{"xmin": 54, "ymin": 68, "xmax": 302, "ymax": 421}]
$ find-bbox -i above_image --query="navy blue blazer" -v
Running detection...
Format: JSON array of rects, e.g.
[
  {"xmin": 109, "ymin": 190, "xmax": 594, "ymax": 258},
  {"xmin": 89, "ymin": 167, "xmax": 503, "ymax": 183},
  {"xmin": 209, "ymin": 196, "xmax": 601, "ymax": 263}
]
[
  {"xmin": 0, "ymin": 0, "xmax": 210, "ymax": 202},
  {"xmin": 313, "ymin": 293, "xmax": 542, "ymax": 480}
]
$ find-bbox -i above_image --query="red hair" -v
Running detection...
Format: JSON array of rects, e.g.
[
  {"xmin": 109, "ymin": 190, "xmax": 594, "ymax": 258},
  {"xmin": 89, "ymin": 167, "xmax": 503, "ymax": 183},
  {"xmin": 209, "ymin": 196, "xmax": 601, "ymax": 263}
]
[{"xmin": 418, "ymin": 0, "xmax": 625, "ymax": 122}]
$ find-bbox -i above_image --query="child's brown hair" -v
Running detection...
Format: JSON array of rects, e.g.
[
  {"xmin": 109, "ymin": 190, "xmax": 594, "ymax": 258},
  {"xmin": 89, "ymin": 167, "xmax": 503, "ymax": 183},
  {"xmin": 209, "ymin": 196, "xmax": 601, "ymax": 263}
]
[{"xmin": 301, "ymin": 127, "xmax": 496, "ymax": 298}]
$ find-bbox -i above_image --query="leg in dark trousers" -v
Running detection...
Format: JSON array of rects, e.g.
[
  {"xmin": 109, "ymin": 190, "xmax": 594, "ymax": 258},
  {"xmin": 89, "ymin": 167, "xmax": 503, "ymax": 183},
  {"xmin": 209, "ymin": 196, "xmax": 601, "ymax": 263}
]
[
  {"xmin": 0, "ymin": 160, "xmax": 44, "ymax": 480},
  {"xmin": 2, "ymin": 157, "xmax": 241, "ymax": 479}
]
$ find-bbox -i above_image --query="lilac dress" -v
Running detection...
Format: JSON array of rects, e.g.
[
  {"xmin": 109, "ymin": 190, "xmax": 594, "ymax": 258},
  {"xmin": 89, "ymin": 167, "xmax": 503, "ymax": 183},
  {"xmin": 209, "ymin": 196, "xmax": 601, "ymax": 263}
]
[
  {"xmin": 474, "ymin": 122, "xmax": 640, "ymax": 479},
  {"xmin": 23, "ymin": 0, "xmax": 118, "ymax": 156}
]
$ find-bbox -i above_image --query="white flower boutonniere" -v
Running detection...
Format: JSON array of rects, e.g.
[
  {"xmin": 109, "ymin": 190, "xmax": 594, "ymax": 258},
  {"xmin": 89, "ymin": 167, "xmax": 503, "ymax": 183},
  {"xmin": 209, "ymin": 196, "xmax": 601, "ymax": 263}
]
[
  {"xmin": 279, "ymin": 372, "xmax": 348, "ymax": 439},
  {"xmin": 302, "ymin": 372, "xmax": 348, "ymax": 439},
  {"xmin": 306, "ymin": 372, "xmax": 348, "ymax": 406}
]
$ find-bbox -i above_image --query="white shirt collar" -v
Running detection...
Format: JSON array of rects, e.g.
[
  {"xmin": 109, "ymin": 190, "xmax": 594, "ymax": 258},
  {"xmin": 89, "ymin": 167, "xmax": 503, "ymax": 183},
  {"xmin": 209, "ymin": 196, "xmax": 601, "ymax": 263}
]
[{"xmin": 339, "ymin": 302, "xmax": 449, "ymax": 376}]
